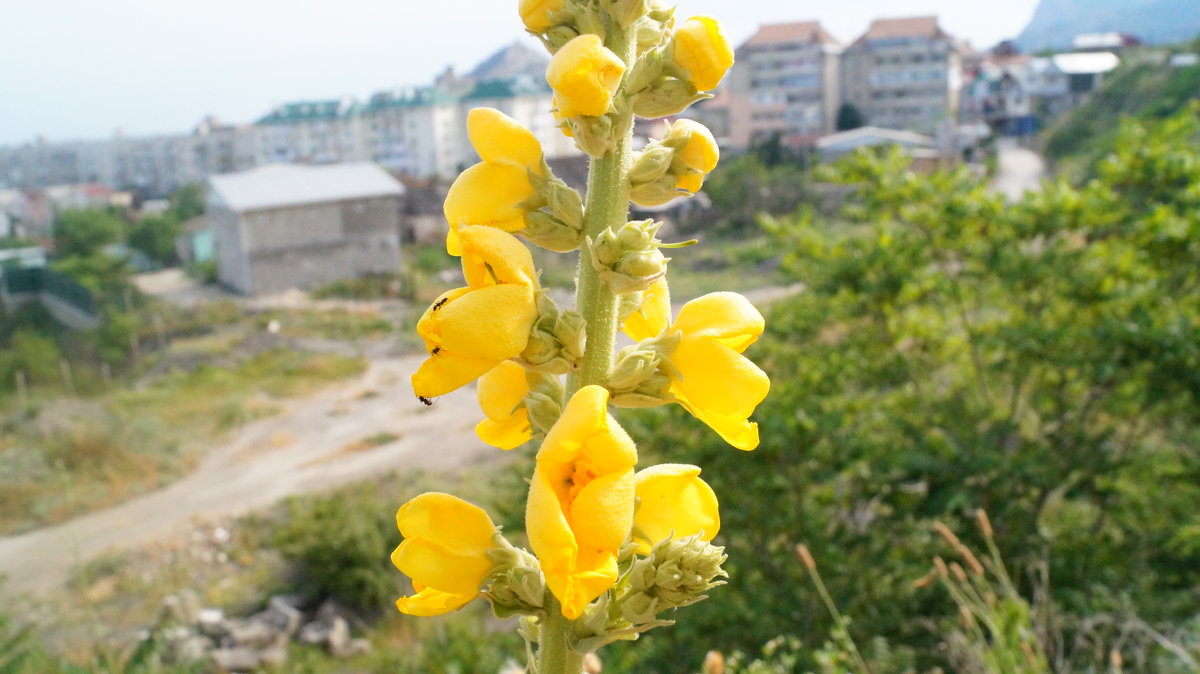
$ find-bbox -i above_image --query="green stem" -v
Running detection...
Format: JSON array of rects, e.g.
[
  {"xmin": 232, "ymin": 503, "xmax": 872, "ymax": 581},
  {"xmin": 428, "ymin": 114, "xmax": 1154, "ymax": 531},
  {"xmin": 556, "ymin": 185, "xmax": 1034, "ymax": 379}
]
[
  {"xmin": 538, "ymin": 598, "xmax": 584, "ymax": 674},
  {"xmin": 566, "ymin": 22, "xmax": 636, "ymax": 397}
]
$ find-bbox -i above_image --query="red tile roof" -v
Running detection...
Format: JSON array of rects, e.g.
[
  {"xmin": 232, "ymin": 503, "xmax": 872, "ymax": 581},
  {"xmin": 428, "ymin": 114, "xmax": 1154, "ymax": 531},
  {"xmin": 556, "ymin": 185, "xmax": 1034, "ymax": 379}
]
[
  {"xmin": 854, "ymin": 16, "xmax": 946, "ymax": 45},
  {"xmin": 742, "ymin": 21, "xmax": 840, "ymax": 48}
]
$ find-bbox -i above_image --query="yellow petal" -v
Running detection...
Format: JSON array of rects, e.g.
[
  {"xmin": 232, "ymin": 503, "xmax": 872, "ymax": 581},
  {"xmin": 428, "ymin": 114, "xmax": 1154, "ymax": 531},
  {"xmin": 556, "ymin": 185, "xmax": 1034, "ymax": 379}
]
[
  {"xmin": 390, "ymin": 492, "xmax": 497, "ymax": 612},
  {"xmin": 457, "ymin": 225, "xmax": 538, "ymax": 288},
  {"xmin": 477, "ymin": 360, "xmax": 530, "ymax": 419},
  {"xmin": 395, "ymin": 586, "xmax": 476, "ymax": 616},
  {"xmin": 673, "ymin": 16, "xmax": 734, "ymax": 92},
  {"xmin": 673, "ymin": 120, "xmax": 720, "ymax": 174},
  {"xmin": 546, "ymin": 35, "xmax": 626, "ymax": 118},
  {"xmin": 475, "ymin": 411, "xmax": 532, "ymax": 450},
  {"xmin": 680, "ymin": 403, "xmax": 760, "ymax": 451},
  {"xmin": 519, "ymin": 0, "xmax": 565, "ymax": 33},
  {"xmin": 570, "ymin": 468, "xmax": 636, "ymax": 555},
  {"xmin": 623, "ymin": 278, "xmax": 671, "ymax": 342},
  {"xmin": 436, "ymin": 285, "xmax": 537, "ymax": 360},
  {"xmin": 444, "ymin": 162, "xmax": 531, "ymax": 230},
  {"xmin": 475, "ymin": 362, "xmax": 533, "ymax": 450},
  {"xmin": 633, "ymin": 463, "xmax": 720, "ymax": 554},
  {"xmin": 672, "ymin": 292, "xmax": 764, "ymax": 352},
  {"xmin": 395, "ymin": 492, "xmax": 496, "ymax": 552},
  {"xmin": 671, "ymin": 335, "xmax": 769, "ymax": 424},
  {"xmin": 468, "ymin": 107, "xmax": 543, "ymax": 171},
  {"xmin": 537, "ymin": 386, "xmax": 637, "ymax": 473},
  {"xmin": 391, "ymin": 538, "xmax": 493, "ymax": 596},
  {"xmin": 412, "ymin": 352, "xmax": 501, "ymax": 399}
]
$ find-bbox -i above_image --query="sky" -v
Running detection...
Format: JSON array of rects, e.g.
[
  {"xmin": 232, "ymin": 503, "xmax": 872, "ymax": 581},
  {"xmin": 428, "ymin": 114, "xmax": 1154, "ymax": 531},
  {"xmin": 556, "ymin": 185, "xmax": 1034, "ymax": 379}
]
[{"xmin": 0, "ymin": 0, "xmax": 1041, "ymax": 147}]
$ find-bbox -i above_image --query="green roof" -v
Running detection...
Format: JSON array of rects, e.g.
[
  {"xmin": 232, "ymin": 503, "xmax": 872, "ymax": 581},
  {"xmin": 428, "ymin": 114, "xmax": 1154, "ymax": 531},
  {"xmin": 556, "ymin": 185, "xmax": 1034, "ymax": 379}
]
[
  {"xmin": 464, "ymin": 77, "xmax": 551, "ymax": 101},
  {"xmin": 256, "ymin": 99, "xmax": 353, "ymax": 125}
]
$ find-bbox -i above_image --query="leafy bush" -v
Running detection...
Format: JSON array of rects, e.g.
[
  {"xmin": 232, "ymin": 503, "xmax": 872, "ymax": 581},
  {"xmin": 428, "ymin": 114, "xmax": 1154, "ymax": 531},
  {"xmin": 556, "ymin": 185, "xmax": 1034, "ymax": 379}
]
[
  {"xmin": 609, "ymin": 110, "xmax": 1200, "ymax": 672},
  {"xmin": 273, "ymin": 483, "xmax": 402, "ymax": 614}
]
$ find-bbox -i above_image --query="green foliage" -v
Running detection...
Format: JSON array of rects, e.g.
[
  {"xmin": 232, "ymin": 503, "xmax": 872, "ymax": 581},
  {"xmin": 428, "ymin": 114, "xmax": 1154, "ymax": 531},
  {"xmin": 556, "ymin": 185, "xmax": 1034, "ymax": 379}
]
[
  {"xmin": 311, "ymin": 273, "xmax": 404, "ymax": 300},
  {"xmin": 127, "ymin": 214, "xmax": 180, "ymax": 266},
  {"xmin": 0, "ymin": 328, "xmax": 62, "ymax": 386},
  {"xmin": 52, "ymin": 208, "xmax": 125, "ymax": 258},
  {"xmin": 1042, "ymin": 59, "xmax": 1200, "ymax": 178},
  {"xmin": 273, "ymin": 483, "xmax": 402, "ymax": 614},
  {"xmin": 612, "ymin": 110, "xmax": 1200, "ymax": 671},
  {"xmin": 50, "ymin": 251, "xmax": 132, "ymax": 298},
  {"xmin": 0, "ymin": 237, "xmax": 38, "ymax": 251},
  {"xmin": 166, "ymin": 183, "xmax": 205, "ymax": 222},
  {"xmin": 698, "ymin": 153, "xmax": 815, "ymax": 236},
  {"xmin": 835, "ymin": 103, "xmax": 866, "ymax": 132}
]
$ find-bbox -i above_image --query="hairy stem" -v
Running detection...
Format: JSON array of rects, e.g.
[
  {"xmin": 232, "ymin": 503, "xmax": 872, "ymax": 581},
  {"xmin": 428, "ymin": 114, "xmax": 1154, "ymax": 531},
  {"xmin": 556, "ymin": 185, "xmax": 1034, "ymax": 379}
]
[{"xmin": 538, "ymin": 597, "xmax": 585, "ymax": 674}]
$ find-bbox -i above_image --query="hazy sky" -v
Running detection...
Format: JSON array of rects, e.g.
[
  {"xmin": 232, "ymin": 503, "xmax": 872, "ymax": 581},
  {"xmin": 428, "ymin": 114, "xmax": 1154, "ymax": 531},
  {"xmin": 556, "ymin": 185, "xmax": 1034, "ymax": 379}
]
[{"xmin": 0, "ymin": 0, "xmax": 1040, "ymax": 147}]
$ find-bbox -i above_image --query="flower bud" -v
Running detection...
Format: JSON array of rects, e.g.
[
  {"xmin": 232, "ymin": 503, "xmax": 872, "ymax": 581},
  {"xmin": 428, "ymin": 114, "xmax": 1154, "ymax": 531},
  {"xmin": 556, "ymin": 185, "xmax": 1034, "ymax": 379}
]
[
  {"xmin": 520, "ymin": 0, "xmax": 568, "ymax": 34},
  {"xmin": 609, "ymin": 345, "xmax": 663, "ymax": 391},
  {"xmin": 628, "ymin": 145, "xmax": 674, "ymax": 184},
  {"xmin": 607, "ymin": 0, "xmax": 649, "ymax": 28},
  {"xmin": 547, "ymin": 35, "xmax": 626, "ymax": 118},
  {"xmin": 624, "ymin": 535, "xmax": 727, "ymax": 615},
  {"xmin": 523, "ymin": 211, "xmax": 585, "ymax": 252},
  {"xmin": 630, "ymin": 78, "xmax": 709, "ymax": 119},
  {"xmin": 617, "ymin": 249, "xmax": 667, "ymax": 278},
  {"xmin": 670, "ymin": 17, "xmax": 734, "ymax": 92},
  {"xmin": 525, "ymin": 389, "xmax": 564, "ymax": 437},
  {"xmin": 520, "ymin": 293, "xmax": 584, "ymax": 374},
  {"xmin": 665, "ymin": 119, "xmax": 719, "ymax": 193},
  {"xmin": 485, "ymin": 536, "xmax": 546, "ymax": 618}
]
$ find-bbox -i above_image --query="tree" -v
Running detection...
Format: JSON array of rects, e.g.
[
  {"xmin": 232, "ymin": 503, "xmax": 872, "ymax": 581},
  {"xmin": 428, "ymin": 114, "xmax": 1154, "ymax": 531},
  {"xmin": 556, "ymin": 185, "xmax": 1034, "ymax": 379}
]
[
  {"xmin": 167, "ymin": 183, "xmax": 205, "ymax": 221},
  {"xmin": 128, "ymin": 214, "xmax": 180, "ymax": 266},
  {"xmin": 611, "ymin": 109, "xmax": 1200, "ymax": 671},
  {"xmin": 52, "ymin": 208, "xmax": 125, "ymax": 258},
  {"xmin": 836, "ymin": 102, "xmax": 866, "ymax": 131}
]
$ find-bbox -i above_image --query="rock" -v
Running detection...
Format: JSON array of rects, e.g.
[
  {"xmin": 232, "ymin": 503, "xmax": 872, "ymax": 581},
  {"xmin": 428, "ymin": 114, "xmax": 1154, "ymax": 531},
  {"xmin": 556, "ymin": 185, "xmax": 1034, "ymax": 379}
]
[
  {"xmin": 166, "ymin": 634, "xmax": 212, "ymax": 664},
  {"xmin": 326, "ymin": 617, "xmax": 351, "ymax": 657},
  {"xmin": 258, "ymin": 645, "xmax": 289, "ymax": 669},
  {"xmin": 346, "ymin": 637, "xmax": 373, "ymax": 656},
  {"xmin": 210, "ymin": 647, "xmax": 261, "ymax": 673},
  {"xmin": 260, "ymin": 596, "xmax": 302, "ymax": 636},
  {"xmin": 176, "ymin": 588, "xmax": 202, "ymax": 624},
  {"xmin": 197, "ymin": 608, "xmax": 231, "ymax": 640},
  {"xmin": 297, "ymin": 619, "xmax": 331, "ymax": 647},
  {"xmin": 228, "ymin": 619, "xmax": 286, "ymax": 650}
]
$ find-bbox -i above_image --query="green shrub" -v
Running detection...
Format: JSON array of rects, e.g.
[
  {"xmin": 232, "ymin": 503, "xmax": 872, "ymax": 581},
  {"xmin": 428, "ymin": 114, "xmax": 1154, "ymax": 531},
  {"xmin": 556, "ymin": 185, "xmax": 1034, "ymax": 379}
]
[{"xmin": 273, "ymin": 483, "xmax": 401, "ymax": 614}]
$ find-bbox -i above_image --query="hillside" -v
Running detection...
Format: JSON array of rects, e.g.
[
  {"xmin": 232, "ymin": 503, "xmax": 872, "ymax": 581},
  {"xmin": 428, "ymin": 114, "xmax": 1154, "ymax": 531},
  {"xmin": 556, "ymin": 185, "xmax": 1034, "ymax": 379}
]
[
  {"xmin": 1017, "ymin": 0, "xmax": 1200, "ymax": 50},
  {"xmin": 1042, "ymin": 51, "xmax": 1200, "ymax": 176}
]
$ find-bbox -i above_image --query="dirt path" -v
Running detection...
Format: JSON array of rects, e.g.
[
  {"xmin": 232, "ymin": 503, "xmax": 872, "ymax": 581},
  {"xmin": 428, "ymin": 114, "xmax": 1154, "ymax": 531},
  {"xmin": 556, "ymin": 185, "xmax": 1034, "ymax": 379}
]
[
  {"xmin": 0, "ymin": 354, "xmax": 491, "ymax": 599},
  {"xmin": 0, "ymin": 284, "xmax": 804, "ymax": 601},
  {"xmin": 990, "ymin": 138, "xmax": 1046, "ymax": 201}
]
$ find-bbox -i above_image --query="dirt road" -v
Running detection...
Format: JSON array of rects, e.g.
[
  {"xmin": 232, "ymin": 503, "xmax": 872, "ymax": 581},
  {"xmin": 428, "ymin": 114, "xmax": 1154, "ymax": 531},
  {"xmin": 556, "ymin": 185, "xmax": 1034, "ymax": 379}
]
[
  {"xmin": 0, "ymin": 284, "xmax": 803, "ymax": 601},
  {"xmin": 0, "ymin": 354, "xmax": 492, "ymax": 599},
  {"xmin": 990, "ymin": 138, "xmax": 1046, "ymax": 201}
]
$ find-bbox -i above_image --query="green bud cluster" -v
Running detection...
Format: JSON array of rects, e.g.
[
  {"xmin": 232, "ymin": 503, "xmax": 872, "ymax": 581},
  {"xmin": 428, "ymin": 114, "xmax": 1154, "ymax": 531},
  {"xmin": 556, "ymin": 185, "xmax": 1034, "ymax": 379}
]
[
  {"xmin": 588, "ymin": 220, "xmax": 670, "ymax": 293},
  {"xmin": 622, "ymin": 36, "xmax": 709, "ymax": 119},
  {"xmin": 621, "ymin": 535, "xmax": 727, "ymax": 622},
  {"xmin": 485, "ymin": 535, "xmax": 548, "ymax": 619},
  {"xmin": 608, "ymin": 332, "xmax": 681, "ymax": 408},
  {"xmin": 522, "ymin": 292, "xmax": 588, "ymax": 374},
  {"xmin": 524, "ymin": 371, "xmax": 565, "ymax": 437},
  {"xmin": 522, "ymin": 167, "xmax": 587, "ymax": 252}
]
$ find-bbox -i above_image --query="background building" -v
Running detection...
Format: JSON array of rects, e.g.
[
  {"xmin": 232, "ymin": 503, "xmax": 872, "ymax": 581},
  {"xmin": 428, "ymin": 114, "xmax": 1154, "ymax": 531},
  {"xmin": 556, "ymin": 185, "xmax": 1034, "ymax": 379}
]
[
  {"xmin": 842, "ymin": 16, "xmax": 966, "ymax": 134},
  {"xmin": 207, "ymin": 163, "xmax": 404, "ymax": 296},
  {"xmin": 724, "ymin": 21, "xmax": 843, "ymax": 150}
]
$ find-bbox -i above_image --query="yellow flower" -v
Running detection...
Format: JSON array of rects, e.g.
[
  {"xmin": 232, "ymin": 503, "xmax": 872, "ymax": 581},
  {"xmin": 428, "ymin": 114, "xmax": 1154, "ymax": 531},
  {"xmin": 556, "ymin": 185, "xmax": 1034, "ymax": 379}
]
[
  {"xmin": 475, "ymin": 361, "xmax": 533, "ymax": 450},
  {"xmin": 672, "ymin": 16, "xmax": 734, "ymax": 92},
  {"xmin": 519, "ymin": 0, "xmax": 565, "ymax": 33},
  {"xmin": 526, "ymin": 385, "xmax": 637, "ymax": 619},
  {"xmin": 632, "ymin": 463, "xmax": 720, "ymax": 555},
  {"xmin": 623, "ymin": 280, "xmax": 769, "ymax": 450},
  {"xmin": 391, "ymin": 492, "xmax": 498, "ymax": 616},
  {"xmin": 444, "ymin": 108, "xmax": 545, "ymax": 254},
  {"xmin": 412, "ymin": 226, "xmax": 539, "ymax": 398},
  {"xmin": 546, "ymin": 34, "xmax": 626, "ymax": 118},
  {"xmin": 666, "ymin": 119, "xmax": 719, "ymax": 194}
]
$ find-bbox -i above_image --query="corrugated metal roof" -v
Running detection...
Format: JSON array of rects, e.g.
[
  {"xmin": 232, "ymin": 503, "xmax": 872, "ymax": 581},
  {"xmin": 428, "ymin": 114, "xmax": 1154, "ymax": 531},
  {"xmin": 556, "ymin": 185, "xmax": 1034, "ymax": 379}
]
[
  {"xmin": 208, "ymin": 163, "xmax": 404, "ymax": 213},
  {"xmin": 1051, "ymin": 52, "xmax": 1120, "ymax": 75}
]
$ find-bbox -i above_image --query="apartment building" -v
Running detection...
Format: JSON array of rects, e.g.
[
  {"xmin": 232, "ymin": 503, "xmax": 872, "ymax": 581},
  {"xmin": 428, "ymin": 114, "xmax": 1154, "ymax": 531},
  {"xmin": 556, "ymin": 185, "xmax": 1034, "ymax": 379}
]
[
  {"xmin": 724, "ymin": 22, "xmax": 843, "ymax": 149},
  {"xmin": 842, "ymin": 16, "xmax": 965, "ymax": 134}
]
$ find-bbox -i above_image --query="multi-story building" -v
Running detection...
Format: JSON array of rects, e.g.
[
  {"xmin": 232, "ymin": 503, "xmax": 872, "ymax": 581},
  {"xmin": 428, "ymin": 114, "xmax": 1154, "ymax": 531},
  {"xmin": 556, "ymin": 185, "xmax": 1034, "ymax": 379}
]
[
  {"xmin": 724, "ymin": 21, "xmax": 843, "ymax": 149},
  {"xmin": 0, "ymin": 43, "xmax": 574, "ymax": 193},
  {"xmin": 842, "ymin": 16, "xmax": 965, "ymax": 134}
]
